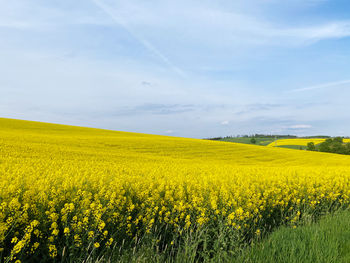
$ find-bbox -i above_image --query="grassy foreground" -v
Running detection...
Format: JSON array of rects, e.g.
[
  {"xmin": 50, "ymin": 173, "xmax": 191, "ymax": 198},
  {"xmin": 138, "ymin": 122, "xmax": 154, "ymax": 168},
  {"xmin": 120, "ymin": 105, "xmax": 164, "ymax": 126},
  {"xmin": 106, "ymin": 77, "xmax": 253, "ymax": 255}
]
[
  {"xmin": 107, "ymin": 210, "xmax": 350, "ymax": 263},
  {"xmin": 65, "ymin": 209, "xmax": 350, "ymax": 262},
  {"xmin": 239, "ymin": 209, "xmax": 350, "ymax": 263}
]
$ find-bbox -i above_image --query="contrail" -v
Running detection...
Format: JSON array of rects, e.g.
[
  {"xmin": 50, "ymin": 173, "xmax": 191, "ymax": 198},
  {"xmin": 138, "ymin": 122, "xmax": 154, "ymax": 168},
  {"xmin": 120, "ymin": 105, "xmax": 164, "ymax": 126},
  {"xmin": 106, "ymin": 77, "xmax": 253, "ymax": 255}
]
[
  {"xmin": 289, "ymin": 79, "xmax": 350, "ymax": 92},
  {"xmin": 91, "ymin": 0, "xmax": 186, "ymax": 78}
]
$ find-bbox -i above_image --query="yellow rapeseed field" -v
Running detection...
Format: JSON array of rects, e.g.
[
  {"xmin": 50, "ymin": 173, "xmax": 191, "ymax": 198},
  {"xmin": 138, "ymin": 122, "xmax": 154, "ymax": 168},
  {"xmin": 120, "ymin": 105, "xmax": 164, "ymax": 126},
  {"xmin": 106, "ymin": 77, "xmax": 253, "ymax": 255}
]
[
  {"xmin": 1, "ymin": 118, "xmax": 350, "ymax": 261},
  {"xmin": 267, "ymin": 138, "xmax": 350, "ymax": 147},
  {"xmin": 267, "ymin": 138, "xmax": 326, "ymax": 146}
]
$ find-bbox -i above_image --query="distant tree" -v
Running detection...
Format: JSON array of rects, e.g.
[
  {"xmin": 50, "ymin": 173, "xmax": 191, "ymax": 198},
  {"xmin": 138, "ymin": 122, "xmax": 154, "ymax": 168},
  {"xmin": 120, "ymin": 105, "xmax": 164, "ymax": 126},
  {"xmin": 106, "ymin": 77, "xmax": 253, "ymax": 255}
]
[
  {"xmin": 319, "ymin": 140, "xmax": 331, "ymax": 152},
  {"xmin": 333, "ymin": 137, "xmax": 343, "ymax": 143},
  {"xmin": 250, "ymin": 138, "xmax": 257, "ymax": 144},
  {"xmin": 318, "ymin": 137, "xmax": 350, "ymax": 155},
  {"xmin": 325, "ymin": 138, "xmax": 333, "ymax": 144},
  {"xmin": 332, "ymin": 140, "xmax": 344, "ymax": 154},
  {"xmin": 206, "ymin": 137, "xmax": 222, "ymax": 140},
  {"xmin": 306, "ymin": 142, "xmax": 316, "ymax": 151},
  {"xmin": 345, "ymin": 143, "xmax": 350, "ymax": 155}
]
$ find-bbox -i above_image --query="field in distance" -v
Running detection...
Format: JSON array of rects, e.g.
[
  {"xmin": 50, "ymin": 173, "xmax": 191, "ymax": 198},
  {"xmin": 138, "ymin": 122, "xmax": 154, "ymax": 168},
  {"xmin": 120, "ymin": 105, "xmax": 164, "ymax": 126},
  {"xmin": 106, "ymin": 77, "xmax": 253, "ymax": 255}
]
[
  {"xmin": 2, "ymin": 118, "xmax": 350, "ymax": 262},
  {"xmin": 213, "ymin": 136, "xmax": 277, "ymax": 146},
  {"xmin": 211, "ymin": 135, "xmax": 306, "ymax": 146},
  {"xmin": 214, "ymin": 136, "xmax": 350, "ymax": 150}
]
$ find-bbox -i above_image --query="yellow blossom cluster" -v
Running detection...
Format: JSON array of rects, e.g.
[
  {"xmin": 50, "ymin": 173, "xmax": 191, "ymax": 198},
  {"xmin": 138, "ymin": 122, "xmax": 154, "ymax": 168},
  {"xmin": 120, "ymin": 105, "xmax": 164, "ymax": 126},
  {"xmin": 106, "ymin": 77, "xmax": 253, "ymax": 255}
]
[{"xmin": 1, "ymin": 118, "xmax": 350, "ymax": 260}]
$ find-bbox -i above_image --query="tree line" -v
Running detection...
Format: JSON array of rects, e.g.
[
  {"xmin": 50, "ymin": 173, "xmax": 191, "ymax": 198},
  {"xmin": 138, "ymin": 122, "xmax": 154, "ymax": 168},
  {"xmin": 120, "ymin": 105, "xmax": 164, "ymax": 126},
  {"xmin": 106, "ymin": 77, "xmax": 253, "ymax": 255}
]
[{"xmin": 307, "ymin": 137, "xmax": 350, "ymax": 155}]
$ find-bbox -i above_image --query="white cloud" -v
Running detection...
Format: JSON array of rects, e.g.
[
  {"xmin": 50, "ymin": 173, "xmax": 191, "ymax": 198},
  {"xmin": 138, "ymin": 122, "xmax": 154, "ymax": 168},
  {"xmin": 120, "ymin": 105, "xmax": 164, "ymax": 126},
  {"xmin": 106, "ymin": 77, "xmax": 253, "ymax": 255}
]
[
  {"xmin": 289, "ymin": 124, "xmax": 312, "ymax": 129},
  {"xmin": 221, "ymin": 120, "xmax": 229, "ymax": 125}
]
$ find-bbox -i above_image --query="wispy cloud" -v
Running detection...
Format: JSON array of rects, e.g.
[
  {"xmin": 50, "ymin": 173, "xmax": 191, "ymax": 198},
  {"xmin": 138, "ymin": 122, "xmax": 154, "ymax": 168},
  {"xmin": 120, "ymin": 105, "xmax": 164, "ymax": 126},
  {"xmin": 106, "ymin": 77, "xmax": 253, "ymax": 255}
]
[
  {"xmin": 2, "ymin": 0, "xmax": 350, "ymax": 138},
  {"xmin": 289, "ymin": 79, "xmax": 350, "ymax": 92},
  {"xmin": 0, "ymin": 21, "xmax": 31, "ymax": 29},
  {"xmin": 235, "ymin": 103, "xmax": 282, "ymax": 115},
  {"xmin": 108, "ymin": 104, "xmax": 195, "ymax": 117},
  {"xmin": 98, "ymin": 1, "xmax": 350, "ymax": 48},
  {"xmin": 288, "ymin": 124, "xmax": 312, "ymax": 129},
  {"xmin": 91, "ymin": 0, "xmax": 186, "ymax": 77}
]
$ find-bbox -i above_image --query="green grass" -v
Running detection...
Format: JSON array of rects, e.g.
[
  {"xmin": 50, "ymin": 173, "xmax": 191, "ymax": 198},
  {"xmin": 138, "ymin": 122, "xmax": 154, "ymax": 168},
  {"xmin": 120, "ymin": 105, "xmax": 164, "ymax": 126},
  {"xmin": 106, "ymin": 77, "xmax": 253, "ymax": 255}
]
[
  {"xmin": 239, "ymin": 209, "xmax": 350, "ymax": 263},
  {"xmin": 277, "ymin": 145, "xmax": 307, "ymax": 150}
]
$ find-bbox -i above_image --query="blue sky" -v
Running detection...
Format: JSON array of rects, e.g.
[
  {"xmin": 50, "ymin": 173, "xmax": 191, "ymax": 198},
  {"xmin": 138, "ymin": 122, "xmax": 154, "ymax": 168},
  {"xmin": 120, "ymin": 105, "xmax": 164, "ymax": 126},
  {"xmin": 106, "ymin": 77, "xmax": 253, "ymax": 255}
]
[{"xmin": 1, "ymin": 0, "xmax": 350, "ymax": 138}]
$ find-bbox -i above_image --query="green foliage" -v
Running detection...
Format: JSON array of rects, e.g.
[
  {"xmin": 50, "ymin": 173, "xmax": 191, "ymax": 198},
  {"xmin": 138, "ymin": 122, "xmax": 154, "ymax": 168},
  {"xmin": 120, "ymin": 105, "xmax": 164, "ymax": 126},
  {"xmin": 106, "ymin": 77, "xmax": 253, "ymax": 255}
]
[
  {"xmin": 317, "ymin": 137, "xmax": 350, "ymax": 155},
  {"xmin": 306, "ymin": 142, "xmax": 316, "ymax": 151},
  {"xmin": 250, "ymin": 138, "xmax": 257, "ymax": 144},
  {"xmin": 333, "ymin": 137, "xmax": 344, "ymax": 143}
]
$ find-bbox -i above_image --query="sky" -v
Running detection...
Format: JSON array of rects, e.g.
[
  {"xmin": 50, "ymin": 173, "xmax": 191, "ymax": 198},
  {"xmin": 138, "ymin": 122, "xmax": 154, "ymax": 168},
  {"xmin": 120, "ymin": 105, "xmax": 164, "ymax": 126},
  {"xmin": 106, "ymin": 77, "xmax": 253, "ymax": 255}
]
[{"xmin": 1, "ymin": 0, "xmax": 350, "ymax": 138}]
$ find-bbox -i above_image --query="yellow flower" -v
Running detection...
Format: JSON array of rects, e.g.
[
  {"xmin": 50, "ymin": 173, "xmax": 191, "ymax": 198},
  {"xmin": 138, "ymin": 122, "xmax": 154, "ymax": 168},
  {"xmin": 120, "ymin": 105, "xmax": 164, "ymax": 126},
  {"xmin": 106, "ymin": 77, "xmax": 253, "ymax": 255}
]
[
  {"xmin": 64, "ymin": 227, "xmax": 70, "ymax": 235},
  {"xmin": 49, "ymin": 244, "xmax": 57, "ymax": 258},
  {"xmin": 88, "ymin": 231, "xmax": 94, "ymax": 239},
  {"xmin": 98, "ymin": 221, "xmax": 106, "ymax": 231},
  {"xmin": 106, "ymin": 238, "xmax": 114, "ymax": 247},
  {"xmin": 34, "ymin": 229, "xmax": 40, "ymax": 236}
]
